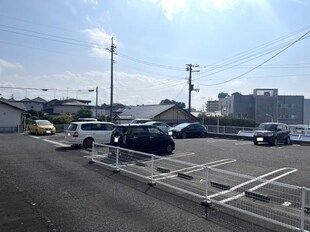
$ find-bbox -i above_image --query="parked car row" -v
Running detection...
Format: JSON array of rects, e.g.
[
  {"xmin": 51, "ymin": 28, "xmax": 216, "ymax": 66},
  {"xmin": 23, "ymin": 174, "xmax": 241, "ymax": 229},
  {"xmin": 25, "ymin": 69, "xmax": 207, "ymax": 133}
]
[{"xmin": 62, "ymin": 120, "xmax": 209, "ymax": 155}]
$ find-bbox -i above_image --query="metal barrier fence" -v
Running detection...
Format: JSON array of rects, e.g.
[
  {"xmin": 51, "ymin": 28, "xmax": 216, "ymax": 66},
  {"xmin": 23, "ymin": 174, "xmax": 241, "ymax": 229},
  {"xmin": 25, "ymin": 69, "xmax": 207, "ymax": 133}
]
[
  {"xmin": 90, "ymin": 142, "xmax": 309, "ymax": 231},
  {"xmin": 206, "ymin": 125, "xmax": 255, "ymax": 134}
]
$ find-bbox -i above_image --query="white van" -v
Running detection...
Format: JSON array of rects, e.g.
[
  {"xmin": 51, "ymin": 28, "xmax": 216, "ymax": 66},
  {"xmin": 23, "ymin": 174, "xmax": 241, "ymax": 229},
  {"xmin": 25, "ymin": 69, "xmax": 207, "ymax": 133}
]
[{"xmin": 65, "ymin": 121, "xmax": 114, "ymax": 149}]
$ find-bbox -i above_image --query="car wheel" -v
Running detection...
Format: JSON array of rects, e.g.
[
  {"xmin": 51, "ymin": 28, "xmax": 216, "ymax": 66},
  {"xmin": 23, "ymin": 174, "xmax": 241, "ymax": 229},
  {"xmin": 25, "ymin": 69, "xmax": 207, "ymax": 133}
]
[
  {"xmin": 200, "ymin": 132, "xmax": 206, "ymax": 138},
  {"xmin": 285, "ymin": 137, "xmax": 291, "ymax": 145},
  {"xmin": 35, "ymin": 130, "xmax": 39, "ymax": 136},
  {"xmin": 181, "ymin": 132, "xmax": 187, "ymax": 139},
  {"xmin": 273, "ymin": 138, "xmax": 278, "ymax": 146},
  {"xmin": 166, "ymin": 144, "xmax": 174, "ymax": 154},
  {"xmin": 83, "ymin": 138, "xmax": 94, "ymax": 149},
  {"xmin": 253, "ymin": 141, "xmax": 258, "ymax": 145}
]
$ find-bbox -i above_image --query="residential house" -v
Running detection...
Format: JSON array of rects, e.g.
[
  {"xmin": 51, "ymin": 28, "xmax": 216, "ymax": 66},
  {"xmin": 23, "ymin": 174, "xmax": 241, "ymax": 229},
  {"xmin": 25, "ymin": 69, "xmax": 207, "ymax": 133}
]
[
  {"xmin": 44, "ymin": 99, "xmax": 91, "ymax": 115},
  {"xmin": 0, "ymin": 99, "xmax": 27, "ymax": 132},
  {"xmin": 114, "ymin": 104, "xmax": 199, "ymax": 125},
  {"xmin": 20, "ymin": 97, "xmax": 47, "ymax": 111}
]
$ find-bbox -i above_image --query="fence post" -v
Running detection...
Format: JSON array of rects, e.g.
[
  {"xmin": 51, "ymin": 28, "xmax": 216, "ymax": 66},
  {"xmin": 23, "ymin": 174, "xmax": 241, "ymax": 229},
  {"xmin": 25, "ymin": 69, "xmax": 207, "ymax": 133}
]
[
  {"xmin": 300, "ymin": 187, "xmax": 306, "ymax": 231},
  {"xmin": 148, "ymin": 155, "xmax": 156, "ymax": 186},
  {"xmin": 114, "ymin": 148, "xmax": 120, "ymax": 173},
  {"xmin": 89, "ymin": 142, "xmax": 95, "ymax": 164},
  {"xmin": 201, "ymin": 166, "xmax": 212, "ymax": 208}
]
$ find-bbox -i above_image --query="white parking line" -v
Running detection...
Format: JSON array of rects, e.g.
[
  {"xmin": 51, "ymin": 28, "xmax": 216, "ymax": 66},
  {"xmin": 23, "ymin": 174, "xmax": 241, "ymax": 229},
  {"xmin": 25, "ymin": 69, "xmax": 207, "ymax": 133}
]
[
  {"xmin": 42, "ymin": 139, "xmax": 70, "ymax": 147},
  {"xmin": 220, "ymin": 168, "xmax": 297, "ymax": 203},
  {"xmin": 208, "ymin": 167, "xmax": 297, "ymax": 200},
  {"xmin": 29, "ymin": 135, "xmax": 41, "ymax": 140},
  {"xmin": 154, "ymin": 159, "xmax": 236, "ymax": 181},
  {"xmin": 235, "ymin": 142, "xmax": 252, "ymax": 145}
]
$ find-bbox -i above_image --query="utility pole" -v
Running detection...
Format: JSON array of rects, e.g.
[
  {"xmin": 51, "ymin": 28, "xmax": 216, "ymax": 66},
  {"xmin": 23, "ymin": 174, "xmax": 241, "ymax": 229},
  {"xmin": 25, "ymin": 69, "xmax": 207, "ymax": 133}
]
[
  {"xmin": 186, "ymin": 64, "xmax": 199, "ymax": 113},
  {"xmin": 95, "ymin": 86, "xmax": 98, "ymax": 118},
  {"xmin": 106, "ymin": 37, "xmax": 117, "ymax": 122}
]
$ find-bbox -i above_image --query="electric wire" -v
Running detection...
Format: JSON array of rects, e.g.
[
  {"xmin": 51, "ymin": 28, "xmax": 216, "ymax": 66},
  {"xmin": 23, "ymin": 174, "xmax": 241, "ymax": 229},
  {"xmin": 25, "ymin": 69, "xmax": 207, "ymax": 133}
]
[{"xmin": 198, "ymin": 30, "xmax": 310, "ymax": 86}]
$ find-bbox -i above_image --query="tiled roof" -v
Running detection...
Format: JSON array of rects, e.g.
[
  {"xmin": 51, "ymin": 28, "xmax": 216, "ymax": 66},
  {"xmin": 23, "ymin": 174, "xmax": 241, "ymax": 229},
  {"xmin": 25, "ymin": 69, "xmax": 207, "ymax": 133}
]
[
  {"xmin": 0, "ymin": 99, "xmax": 27, "ymax": 111},
  {"xmin": 32, "ymin": 97, "xmax": 47, "ymax": 103},
  {"xmin": 119, "ymin": 104, "xmax": 175, "ymax": 119}
]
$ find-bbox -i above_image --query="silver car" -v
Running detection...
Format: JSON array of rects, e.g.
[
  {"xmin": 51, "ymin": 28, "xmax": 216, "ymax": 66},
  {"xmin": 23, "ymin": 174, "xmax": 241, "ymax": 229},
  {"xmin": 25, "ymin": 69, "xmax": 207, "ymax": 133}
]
[
  {"xmin": 144, "ymin": 121, "xmax": 171, "ymax": 134},
  {"xmin": 65, "ymin": 121, "xmax": 114, "ymax": 149}
]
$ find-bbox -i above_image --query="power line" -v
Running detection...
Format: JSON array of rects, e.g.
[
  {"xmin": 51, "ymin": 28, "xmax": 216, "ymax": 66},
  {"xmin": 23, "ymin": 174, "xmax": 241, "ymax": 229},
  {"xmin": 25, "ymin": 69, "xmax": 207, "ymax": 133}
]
[
  {"xmin": 192, "ymin": 28, "xmax": 310, "ymax": 80},
  {"xmin": 197, "ymin": 27, "xmax": 310, "ymax": 75},
  {"xmin": 0, "ymin": 24, "xmax": 108, "ymax": 47},
  {"xmin": 199, "ymin": 30, "xmax": 310, "ymax": 86},
  {"xmin": 118, "ymin": 53, "xmax": 184, "ymax": 70},
  {"xmin": 192, "ymin": 34, "xmax": 310, "ymax": 81}
]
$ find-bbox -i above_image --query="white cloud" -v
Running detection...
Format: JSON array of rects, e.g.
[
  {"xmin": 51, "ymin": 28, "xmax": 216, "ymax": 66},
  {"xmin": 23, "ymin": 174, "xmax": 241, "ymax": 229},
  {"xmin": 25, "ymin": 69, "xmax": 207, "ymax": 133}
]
[
  {"xmin": 0, "ymin": 70, "xmax": 185, "ymax": 107},
  {"xmin": 199, "ymin": 0, "xmax": 239, "ymax": 12},
  {"xmin": 82, "ymin": 0, "xmax": 98, "ymax": 7},
  {"xmin": 145, "ymin": 0, "xmax": 187, "ymax": 20},
  {"xmin": 0, "ymin": 59, "xmax": 23, "ymax": 75},
  {"xmin": 160, "ymin": 0, "xmax": 187, "ymax": 21},
  {"xmin": 82, "ymin": 28, "xmax": 119, "ymax": 59}
]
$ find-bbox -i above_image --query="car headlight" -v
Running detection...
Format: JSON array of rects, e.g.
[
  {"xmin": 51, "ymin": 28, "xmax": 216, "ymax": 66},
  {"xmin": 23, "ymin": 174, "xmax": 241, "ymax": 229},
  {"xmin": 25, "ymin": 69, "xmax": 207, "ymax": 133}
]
[{"xmin": 267, "ymin": 132, "xmax": 274, "ymax": 137}]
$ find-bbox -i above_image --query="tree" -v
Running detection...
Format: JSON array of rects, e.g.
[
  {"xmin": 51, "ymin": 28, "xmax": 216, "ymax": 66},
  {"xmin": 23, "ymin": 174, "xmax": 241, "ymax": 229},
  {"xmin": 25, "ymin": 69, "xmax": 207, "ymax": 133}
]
[
  {"xmin": 74, "ymin": 107, "xmax": 92, "ymax": 120},
  {"xmin": 159, "ymin": 99, "xmax": 186, "ymax": 109},
  {"xmin": 198, "ymin": 114, "xmax": 257, "ymax": 127},
  {"xmin": 52, "ymin": 113, "xmax": 73, "ymax": 124}
]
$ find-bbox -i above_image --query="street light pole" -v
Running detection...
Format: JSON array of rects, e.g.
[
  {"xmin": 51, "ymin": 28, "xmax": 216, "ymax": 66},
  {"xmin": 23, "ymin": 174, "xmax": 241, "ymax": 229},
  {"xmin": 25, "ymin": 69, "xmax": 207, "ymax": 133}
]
[{"xmin": 89, "ymin": 87, "xmax": 98, "ymax": 119}]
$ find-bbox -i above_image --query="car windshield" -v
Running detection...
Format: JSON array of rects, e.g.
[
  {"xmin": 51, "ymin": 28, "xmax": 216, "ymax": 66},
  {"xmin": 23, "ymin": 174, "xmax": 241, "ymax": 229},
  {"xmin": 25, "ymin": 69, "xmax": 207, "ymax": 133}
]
[
  {"xmin": 37, "ymin": 120, "xmax": 52, "ymax": 126},
  {"xmin": 257, "ymin": 124, "xmax": 277, "ymax": 131},
  {"xmin": 174, "ymin": 123, "xmax": 190, "ymax": 129}
]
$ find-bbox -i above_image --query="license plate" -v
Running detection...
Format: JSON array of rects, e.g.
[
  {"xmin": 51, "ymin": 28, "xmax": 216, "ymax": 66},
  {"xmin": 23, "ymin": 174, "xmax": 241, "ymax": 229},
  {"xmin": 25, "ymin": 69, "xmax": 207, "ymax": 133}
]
[
  {"xmin": 257, "ymin": 137, "xmax": 263, "ymax": 141},
  {"xmin": 46, "ymin": 130, "xmax": 51, "ymax": 134}
]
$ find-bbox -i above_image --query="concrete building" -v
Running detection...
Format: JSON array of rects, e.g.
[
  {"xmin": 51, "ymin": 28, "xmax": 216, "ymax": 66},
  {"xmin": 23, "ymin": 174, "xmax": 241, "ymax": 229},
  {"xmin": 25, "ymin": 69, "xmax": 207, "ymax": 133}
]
[
  {"xmin": 253, "ymin": 89, "xmax": 278, "ymax": 123},
  {"xmin": 304, "ymin": 99, "xmax": 310, "ymax": 125},
  {"xmin": 278, "ymin": 95, "xmax": 304, "ymax": 124},
  {"xmin": 206, "ymin": 100, "xmax": 219, "ymax": 113},
  {"xmin": 219, "ymin": 89, "xmax": 305, "ymax": 124}
]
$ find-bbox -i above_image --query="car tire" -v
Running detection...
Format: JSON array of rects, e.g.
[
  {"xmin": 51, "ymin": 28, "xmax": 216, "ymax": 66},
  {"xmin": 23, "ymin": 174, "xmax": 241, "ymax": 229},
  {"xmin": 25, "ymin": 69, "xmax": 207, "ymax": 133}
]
[
  {"xmin": 181, "ymin": 132, "xmax": 187, "ymax": 139},
  {"xmin": 285, "ymin": 137, "xmax": 291, "ymax": 145},
  {"xmin": 253, "ymin": 141, "xmax": 258, "ymax": 145},
  {"xmin": 200, "ymin": 132, "xmax": 206, "ymax": 138},
  {"xmin": 273, "ymin": 138, "xmax": 278, "ymax": 146},
  {"xmin": 35, "ymin": 130, "xmax": 39, "ymax": 136},
  {"xmin": 166, "ymin": 143, "xmax": 174, "ymax": 154},
  {"xmin": 83, "ymin": 138, "xmax": 94, "ymax": 149}
]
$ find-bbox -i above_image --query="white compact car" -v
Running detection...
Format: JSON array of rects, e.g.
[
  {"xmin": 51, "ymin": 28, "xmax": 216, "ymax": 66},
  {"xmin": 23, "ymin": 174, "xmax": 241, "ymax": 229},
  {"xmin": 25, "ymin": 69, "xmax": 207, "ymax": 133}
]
[{"xmin": 65, "ymin": 122, "xmax": 114, "ymax": 149}]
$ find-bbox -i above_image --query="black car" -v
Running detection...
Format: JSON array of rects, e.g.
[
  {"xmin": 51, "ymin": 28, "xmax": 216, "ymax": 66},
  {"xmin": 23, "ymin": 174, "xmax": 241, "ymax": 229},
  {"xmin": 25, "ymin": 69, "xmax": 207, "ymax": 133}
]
[
  {"xmin": 110, "ymin": 125, "xmax": 175, "ymax": 155},
  {"xmin": 253, "ymin": 122, "xmax": 291, "ymax": 146},
  {"xmin": 169, "ymin": 123, "xmax": 207, "ymax": 139}
]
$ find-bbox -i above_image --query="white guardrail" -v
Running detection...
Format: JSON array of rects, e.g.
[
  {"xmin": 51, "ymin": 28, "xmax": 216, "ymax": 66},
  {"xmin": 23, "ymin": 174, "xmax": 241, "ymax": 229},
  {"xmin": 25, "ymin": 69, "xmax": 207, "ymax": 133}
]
[{"xmin": 90, "ymin": 142, "xmax": 310, "ymax": 232}]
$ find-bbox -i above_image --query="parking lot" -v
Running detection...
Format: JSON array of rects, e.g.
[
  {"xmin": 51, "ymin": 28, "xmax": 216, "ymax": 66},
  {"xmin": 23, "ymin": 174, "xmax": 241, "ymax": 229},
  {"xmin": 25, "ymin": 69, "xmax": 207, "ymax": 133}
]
[
  {"xmin": 1, "ymin": 133, "xmax": 309, "ymax": 231},
  {"xmin": 44, "ymin": 132, "xmax": 310, "ymax": 187},
  {"xmin": 48, "ymin": 133, "xmax": 310, "ymax": 230}
]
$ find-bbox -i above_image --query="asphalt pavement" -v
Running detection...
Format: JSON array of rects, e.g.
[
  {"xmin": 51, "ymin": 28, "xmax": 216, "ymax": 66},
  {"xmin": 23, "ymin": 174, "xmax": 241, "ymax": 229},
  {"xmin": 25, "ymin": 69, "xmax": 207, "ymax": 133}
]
[{"xmin": 0, "ymin": 133, "xmax": 276, "ymax": 232}]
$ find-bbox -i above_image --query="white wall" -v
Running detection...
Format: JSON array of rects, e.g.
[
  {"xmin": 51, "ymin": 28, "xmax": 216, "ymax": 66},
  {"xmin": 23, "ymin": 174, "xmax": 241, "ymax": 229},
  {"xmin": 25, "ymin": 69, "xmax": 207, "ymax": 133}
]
[{"xmin": 0, "ymin": 103, "xmax": 23, "ymax": 127}]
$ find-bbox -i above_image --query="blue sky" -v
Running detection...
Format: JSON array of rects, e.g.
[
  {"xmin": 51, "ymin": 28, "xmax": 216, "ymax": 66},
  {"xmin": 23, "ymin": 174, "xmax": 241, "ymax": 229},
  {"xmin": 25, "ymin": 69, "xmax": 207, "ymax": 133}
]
[{"xmin": 0, "ymin": 0, "xmax": 309, "ymax": 110}]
